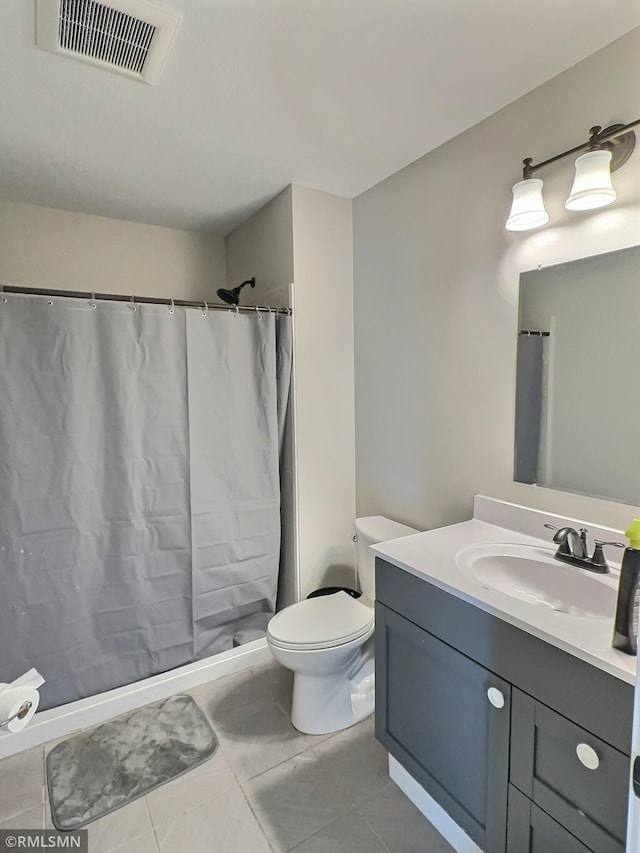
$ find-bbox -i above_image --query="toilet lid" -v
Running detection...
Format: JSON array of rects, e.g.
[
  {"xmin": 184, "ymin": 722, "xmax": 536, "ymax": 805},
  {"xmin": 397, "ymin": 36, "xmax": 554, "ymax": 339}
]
[{"xmin": 267, "ymin": 592, "xmax": 374, "ymax": 649}]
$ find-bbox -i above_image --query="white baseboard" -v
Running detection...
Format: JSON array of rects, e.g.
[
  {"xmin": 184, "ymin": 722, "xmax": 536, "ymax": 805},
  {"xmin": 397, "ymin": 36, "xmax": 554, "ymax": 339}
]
[
  {"xmin": 389, "ymin": 755, "xmax": 482, "ymax": 853},
  {"xmin": 0, "ymin": 639, "xmax": 273, "ymax": 759}
]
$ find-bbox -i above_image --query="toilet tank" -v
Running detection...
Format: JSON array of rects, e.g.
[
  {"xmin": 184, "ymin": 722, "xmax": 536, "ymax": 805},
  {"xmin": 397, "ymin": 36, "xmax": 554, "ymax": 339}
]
[{"xmin": 354, "ymin": 515, "xmax": 419, "ymax": 603}]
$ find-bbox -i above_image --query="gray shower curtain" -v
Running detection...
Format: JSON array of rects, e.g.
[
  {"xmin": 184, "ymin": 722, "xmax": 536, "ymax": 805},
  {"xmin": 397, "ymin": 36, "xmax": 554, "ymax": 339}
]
[
  {"xmin": 0, "ymin": 295, "xmax": 292, "ymax": 709},
  {"xmin": 514, "ymin": 334, "xmax": 543, "ymax": 485}
]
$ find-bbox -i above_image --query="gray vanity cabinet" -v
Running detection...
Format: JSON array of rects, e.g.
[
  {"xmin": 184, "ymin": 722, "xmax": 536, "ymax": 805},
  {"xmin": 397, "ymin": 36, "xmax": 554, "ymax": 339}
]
[
  {"xmin": 374, "ymin": 557, "xmax": 634, "ymax": 853},
  {"xmin": 376, "ymin": 605, "xmax": 510, "ymax": 850}
]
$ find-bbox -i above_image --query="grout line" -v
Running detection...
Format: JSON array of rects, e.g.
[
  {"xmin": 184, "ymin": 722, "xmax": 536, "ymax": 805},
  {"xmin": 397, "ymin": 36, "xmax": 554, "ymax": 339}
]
[
  {"xmin": 237, "ymin": 785, "xmax": 279, "ymax": 853},
  {"xmin": 150, "ymin": 828, "xmax": 162, "ymax": 853},
  {"xmin": 352, "ymin": 777, "xmax": 394, "ymax": 810},
  {"xmin": 0, "ymin": 798, "xmax": 47, "ymax": 826},
  {"xmin": 215, "ymin": 745, "xmax": 242, "ymax": 787},
  {"xmin": 279, "ymin": 806, "xmax": 362, "ymax": 853},
  {"xmin": 144, "ymin": 798, "xmax": 162, "ymax": 853},
  {"xmin": 236, "ymin": 736, "xmax": 316, "ymax": 785},
  {"xmin": 108, "ymin": 830, "xmax": 160, "ymax": 853},
  {"xmin": 133, "ymin": 799, "xmax": 158, "ymax": 852},
  {"xmin": 358, "ymin": 810, "xmax": 394, "ymax": 853},
  {"xmin": 144, "ymin": 760, "xmax": 242, "ymax": 822}
]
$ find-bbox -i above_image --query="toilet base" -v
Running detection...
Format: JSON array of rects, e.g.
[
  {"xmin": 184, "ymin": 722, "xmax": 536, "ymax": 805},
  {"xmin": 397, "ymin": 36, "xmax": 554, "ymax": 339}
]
[{"xmin": 290, "ymin": 649, "xmax": 375, "ymax": 735}]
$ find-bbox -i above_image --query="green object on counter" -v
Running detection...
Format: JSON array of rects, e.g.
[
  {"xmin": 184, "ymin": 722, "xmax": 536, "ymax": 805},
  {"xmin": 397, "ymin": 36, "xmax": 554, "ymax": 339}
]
[
  {"xmin": 612, "ymin": 519, "xmax": 640, "ymax": 655},
  {"xmin": 625, "ymin": 518, "xmax": 640, "ymax": 549}
]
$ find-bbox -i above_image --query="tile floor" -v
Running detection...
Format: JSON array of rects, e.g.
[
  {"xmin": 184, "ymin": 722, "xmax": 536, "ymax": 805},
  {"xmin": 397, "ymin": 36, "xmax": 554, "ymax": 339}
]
[{"xmin": 0, "ymin": 660, "xmax": 454, "ymax": 853}]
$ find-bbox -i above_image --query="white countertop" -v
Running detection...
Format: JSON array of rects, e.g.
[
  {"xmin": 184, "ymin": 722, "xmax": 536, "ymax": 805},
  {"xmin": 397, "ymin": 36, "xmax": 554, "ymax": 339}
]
[{"xmin": 372, "ymin": 498, "xmax": 637, "ymax": 686}]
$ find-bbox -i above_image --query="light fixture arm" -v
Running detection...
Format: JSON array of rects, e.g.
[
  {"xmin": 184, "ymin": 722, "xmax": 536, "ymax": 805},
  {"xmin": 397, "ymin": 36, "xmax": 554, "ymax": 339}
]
[{"xmin": 521, "ymin": 118, "xmax": 640, "ymax": 180}]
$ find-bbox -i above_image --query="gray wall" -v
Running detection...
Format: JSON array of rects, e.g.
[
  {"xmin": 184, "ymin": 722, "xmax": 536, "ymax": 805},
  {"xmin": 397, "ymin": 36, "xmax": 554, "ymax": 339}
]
[
  {"xmin": 353, "ymin": 26, "xmax": 640, "ymax": 532},
  {"xmin": 0, "ymin": 200, "xmax": 226, "ymax": 300},
  {"xmin": 291, "ymin": 185, "xmax": 356, "ymax": 597},
  {"xmin": 225, "ymin": 187, "xmax": 294, "ymax": 309}
]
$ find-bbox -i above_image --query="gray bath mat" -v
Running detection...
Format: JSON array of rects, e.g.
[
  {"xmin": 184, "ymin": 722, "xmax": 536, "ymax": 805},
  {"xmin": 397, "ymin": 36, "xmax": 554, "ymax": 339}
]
[{"xmin": 46, "ymin": 694, "xmax": 218, "ymax": 830}]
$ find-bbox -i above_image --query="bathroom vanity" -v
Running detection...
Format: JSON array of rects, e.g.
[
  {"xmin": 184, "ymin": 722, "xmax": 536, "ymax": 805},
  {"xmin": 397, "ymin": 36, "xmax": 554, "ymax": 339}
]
[{"xmin": 372, "ymin": 497, "xmax": 635, "ymax": 853}]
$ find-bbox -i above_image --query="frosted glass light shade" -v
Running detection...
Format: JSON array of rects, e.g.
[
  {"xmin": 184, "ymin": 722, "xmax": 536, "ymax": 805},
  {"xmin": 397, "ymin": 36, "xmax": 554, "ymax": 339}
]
[
  {"xmin": 565, "ymin": 150, "xmax": 616, "ymax": 211},
  {"xmin": 505, "ymin": 178, "xmax": 549, "ymax": 231}
]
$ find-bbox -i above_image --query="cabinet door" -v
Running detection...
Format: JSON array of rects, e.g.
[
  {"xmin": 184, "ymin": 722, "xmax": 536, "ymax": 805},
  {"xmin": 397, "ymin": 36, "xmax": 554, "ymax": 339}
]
[
  {"xmin": 375, "ymin": 603, "xmax": 510, "ymax": 852},
  {"xmin": 507, "ymin": 785, "xmax": 592, "ymax": 853}
]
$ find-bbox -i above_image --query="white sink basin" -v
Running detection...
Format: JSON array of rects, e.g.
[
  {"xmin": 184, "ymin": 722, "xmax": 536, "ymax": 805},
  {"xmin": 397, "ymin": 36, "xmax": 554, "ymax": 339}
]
[{"xmin": 455, "ymin": 543, "xmax": 617, "ymax": 619}]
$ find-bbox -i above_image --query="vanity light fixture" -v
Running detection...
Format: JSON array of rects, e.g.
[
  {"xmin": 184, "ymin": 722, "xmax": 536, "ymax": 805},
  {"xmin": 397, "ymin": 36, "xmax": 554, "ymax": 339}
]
[
  {"xmin": 506, "ymin": 179, "xmax": 549, "ymax": 231},
  {"xmin": 565, "ymin": 150, "xmax": 616, "ymax": 211},
  {"xmin": 506, "ymin": 120, "xmax": 640, "ymax": 231}
]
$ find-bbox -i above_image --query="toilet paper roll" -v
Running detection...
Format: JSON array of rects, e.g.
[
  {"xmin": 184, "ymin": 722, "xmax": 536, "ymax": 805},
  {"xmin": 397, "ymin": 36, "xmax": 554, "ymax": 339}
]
[
  {"xmin": 0, "ymin": 687, "xmax": 40, "ymax": 732},
  {"xmin": 9, "ymin": 668, "xmax": 45, "ymax": 691}
]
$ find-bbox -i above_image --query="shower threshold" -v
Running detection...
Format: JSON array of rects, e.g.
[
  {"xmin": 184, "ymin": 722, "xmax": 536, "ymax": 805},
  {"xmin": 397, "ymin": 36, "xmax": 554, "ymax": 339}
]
[{"xmin": 0, "ymin": 638, "xmax": 272, "ymax": 760}]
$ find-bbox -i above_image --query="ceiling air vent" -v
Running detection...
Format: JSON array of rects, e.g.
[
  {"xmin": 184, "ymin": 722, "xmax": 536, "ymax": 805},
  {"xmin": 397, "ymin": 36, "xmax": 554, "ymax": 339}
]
[{"xmin": 36, "ymin": 0, "xmax": 182, "ymax": 85}]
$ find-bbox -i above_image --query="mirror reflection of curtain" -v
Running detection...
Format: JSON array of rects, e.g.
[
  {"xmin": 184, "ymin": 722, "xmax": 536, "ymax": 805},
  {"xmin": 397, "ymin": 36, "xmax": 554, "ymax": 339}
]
[
  {"xmin": 514, "ymin": 334, "xmax": 544, "ymax": 485},
  {"xmin": 536, "ymin": 336, "xmax": 551, "ymax": 485}
]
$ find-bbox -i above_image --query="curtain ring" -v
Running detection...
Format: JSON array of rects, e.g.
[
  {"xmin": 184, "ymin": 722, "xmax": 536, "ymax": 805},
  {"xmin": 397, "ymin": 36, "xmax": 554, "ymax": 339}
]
[
  {"xmin": 169, "ymin": 298, "xmax": 175, "ymax": 315},
  {"xmin": 90, "ymin": 292, "xmax": 97, "ymax": 310},
  {"xmin": 130, "ymin": 295, "xmax": 137, "ymax": 312},
  {"xmin": 202, "ymin": 301, "xmax": 208, "ymax": 316},
  {"xmin": 234, "ymin": 304, "xmax": 239, "ymax": 318},
  {"xmin": 0, "ymin": 285, "xmax": 6, "ymax": 304}
]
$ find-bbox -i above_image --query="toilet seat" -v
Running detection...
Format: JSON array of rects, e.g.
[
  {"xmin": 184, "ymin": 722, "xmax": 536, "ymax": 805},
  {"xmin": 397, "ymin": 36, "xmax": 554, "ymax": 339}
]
[{"xmin": 267, "ymin": 591, "xmax": 374, "ymax": 650}]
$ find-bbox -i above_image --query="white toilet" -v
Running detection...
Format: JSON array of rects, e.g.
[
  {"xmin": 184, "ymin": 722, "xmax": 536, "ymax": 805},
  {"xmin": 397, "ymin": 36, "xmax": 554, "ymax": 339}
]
[{"xmin": 267, "ymin": 515, "xmax": 418, "ymax": 735}]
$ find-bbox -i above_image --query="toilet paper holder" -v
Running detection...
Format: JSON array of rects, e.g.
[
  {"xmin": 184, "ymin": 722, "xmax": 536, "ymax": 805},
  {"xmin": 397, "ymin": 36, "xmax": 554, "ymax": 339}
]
[{"xmin": 0, "ymin": 700, "xmax": 33, "ymax": 729}]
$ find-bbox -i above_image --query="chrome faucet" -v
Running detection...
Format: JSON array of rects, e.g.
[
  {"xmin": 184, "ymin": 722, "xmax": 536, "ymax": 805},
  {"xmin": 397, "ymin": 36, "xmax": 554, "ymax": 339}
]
[
  {"xmin": 543, "ymin": 523, "xmax": 624, "ymax": 574},
  {"xmin": 548, "ymin": 525, "xmax": 589, "ymax": 559}
]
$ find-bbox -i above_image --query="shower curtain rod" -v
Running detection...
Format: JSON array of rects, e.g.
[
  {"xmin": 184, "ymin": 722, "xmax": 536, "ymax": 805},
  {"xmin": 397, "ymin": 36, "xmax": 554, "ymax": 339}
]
[{"xmin": 0, "ymin": 284, "xmax": 292, "ymax": 315}]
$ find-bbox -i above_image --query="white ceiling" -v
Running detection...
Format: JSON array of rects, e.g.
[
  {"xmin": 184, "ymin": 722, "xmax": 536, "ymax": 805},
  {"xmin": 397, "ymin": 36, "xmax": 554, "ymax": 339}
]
[{"xmin": 1, "ymin": 2, "xmax": 639, "ymax": 235}]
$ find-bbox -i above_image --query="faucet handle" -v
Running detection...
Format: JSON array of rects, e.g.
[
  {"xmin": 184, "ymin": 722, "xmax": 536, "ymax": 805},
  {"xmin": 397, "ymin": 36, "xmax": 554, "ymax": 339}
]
[
  {"xmin": 590, "ymin": 540, "xmax": 625, "ymax": 573},
  {"xmin": 543, "ymin": 523, "xmax": 558, "ymax": 532}
]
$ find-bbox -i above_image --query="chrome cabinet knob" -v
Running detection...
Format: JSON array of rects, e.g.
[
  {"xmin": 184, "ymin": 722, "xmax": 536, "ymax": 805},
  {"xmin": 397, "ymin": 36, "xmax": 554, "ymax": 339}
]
[
  {"xmin": 487, "ymin": 687, "xmax": 505, "ymax": 709},
  {"xmin": 576, "ymin": 742, "xmax": 600, "ymax": 770}
]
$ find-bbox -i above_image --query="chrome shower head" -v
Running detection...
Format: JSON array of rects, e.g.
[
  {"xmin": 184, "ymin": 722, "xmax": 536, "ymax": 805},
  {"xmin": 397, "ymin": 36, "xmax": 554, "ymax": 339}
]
[{"xmin": 216, "ymin": 277, "xmax": 256, "ymax": 306}]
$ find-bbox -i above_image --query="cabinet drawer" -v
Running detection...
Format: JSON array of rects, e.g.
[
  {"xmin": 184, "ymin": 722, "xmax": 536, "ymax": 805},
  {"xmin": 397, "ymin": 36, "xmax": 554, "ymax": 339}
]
[
  {"xmin": 507, "ymin": 785, "xmax": 592, "ymax": 853},
  {"xmin": 511, "ymin": 689, "xmax": 627, "ymax": 853}
]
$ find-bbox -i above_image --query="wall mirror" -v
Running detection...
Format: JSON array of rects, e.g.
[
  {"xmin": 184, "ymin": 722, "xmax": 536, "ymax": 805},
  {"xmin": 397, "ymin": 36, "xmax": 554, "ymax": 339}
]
[{"xmin": 514, "ymin": 244, "xmax": 640, "ymax": 506}]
